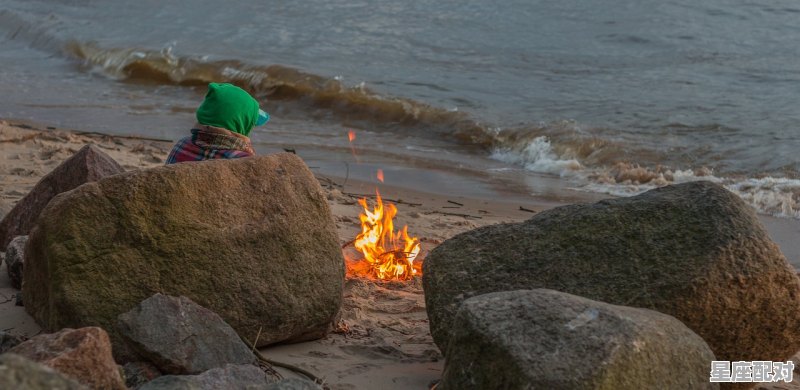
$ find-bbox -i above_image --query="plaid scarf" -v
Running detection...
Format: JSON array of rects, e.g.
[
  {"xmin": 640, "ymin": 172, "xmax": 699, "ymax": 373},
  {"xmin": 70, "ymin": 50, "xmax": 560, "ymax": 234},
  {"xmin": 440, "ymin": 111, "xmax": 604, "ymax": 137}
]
[{"xmin": 166, "ymin": 124, "xmax": 255, "ymax": 164}]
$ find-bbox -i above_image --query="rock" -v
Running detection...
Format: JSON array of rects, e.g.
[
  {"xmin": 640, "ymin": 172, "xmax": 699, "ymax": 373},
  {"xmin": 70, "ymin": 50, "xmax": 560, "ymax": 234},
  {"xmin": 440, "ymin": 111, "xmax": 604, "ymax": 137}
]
[
  {"xmin": 117, "ymin": 294, "xmax": 256, "ymax": 374},
  {"xmin": 0, "ymin": 199, "xmax": 11, "ymax": 220},
  {"xmin": 439, "ymin": 289, "xmax": 718, "ymax": 390},
  {"xmin": 0, "ymin": 144, "xmax": 124, "ymax": 248},
  {"xmin": 24, "ymin": 153, "xmax": 345, "ymax": 362},
  {"xmin": 138, "ymin": 364, "xmax": 273, "ymax": 390},
  {"xmin": 5, "ymin": 235, "xmax": 28, "ymax": 289},
  {"xmin": 266, "ymin": 378, "xmax": 324, "ymax": 390},
  {"xmin": 8, "ymin": 327, "xmax": 126, "ymax": 390},
  {"xmin": 122, "ymin": 361, "xmax": 162, "ymax": 389},
  {"xmin": 0, "ymin": 331, "xmax": 27, "ymax": 353},
  {"xmin": 0, "ymin": 353, "xmax": 88, "ymax": 390},
  {"xmin": 423, "ymin": 181, "xmax": 800, "ymax": 367}
]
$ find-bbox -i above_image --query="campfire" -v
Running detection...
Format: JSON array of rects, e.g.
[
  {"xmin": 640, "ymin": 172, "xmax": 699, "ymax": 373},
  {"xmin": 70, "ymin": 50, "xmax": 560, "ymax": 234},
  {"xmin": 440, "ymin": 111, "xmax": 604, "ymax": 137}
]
[
  {"xmin": 344, "ymin": 131, "xmax": 421, "ymax": 281},
  {"xmin": 348, "ymin": 189, "xmax": 422, "ymax": 281}
]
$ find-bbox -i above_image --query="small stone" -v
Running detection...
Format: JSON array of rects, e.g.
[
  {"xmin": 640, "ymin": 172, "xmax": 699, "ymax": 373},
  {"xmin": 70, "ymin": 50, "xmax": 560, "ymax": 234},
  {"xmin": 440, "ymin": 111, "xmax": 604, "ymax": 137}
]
[
  {"xmin": 9, "ymin": 327, "xmax": 126, "ymax": 390},
  {"xmin": 5, "ymin": 235, "xmax": 28, "ymax": 289},
  {"xmin": 117, "ymin": 294, "xmax": 256, "ymax": 375},
  {"xmin": 122, "ymin": 361, "xmax": 162, "ymax": 389}
]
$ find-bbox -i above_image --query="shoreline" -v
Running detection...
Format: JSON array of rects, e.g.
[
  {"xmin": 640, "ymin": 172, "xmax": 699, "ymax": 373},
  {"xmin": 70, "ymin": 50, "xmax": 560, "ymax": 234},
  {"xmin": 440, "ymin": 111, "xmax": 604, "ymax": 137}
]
[{"xmin": 2, "ymin": 117, "xmax": 798, "ymax": 270}]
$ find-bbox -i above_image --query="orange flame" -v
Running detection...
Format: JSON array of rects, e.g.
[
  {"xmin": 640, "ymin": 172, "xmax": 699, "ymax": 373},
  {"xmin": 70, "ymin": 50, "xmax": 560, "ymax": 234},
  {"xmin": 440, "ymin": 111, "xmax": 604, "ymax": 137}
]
[
  {"xmin": 347, "ymin": 130, "xmax": 360, "ymax": 162},
  {"xmin": 353, "ymin": 190, "xmax": 421, "ymax": 280},
  {"xmin": 377, "ymin": 169, "xmax": 384, "ymax": 183}
]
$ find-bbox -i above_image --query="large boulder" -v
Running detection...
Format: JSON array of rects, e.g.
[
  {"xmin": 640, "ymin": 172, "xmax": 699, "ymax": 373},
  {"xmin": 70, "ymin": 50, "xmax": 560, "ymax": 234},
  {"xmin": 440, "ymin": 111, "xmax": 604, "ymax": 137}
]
[
  {"xmin": 0, "ymin": 144, "xmax": 124, "ymax": 248},
  {"xmin": 423, "ymin": 181, "xmax": 800, "ymax": 367},
  {"xmin": 5, "ymin": 235, "xmax": 27, "ymax": 289},
  {"xmin": 117, "ymin": 294, "xmax": 255, "ymax": 374},
  {"xmin": 439, "ymin": 289, "xmax": 718, "ymax": 390},
  {"xmin": 138, "ymin": 364, "xmax": 274, "ymax": 390},
  {"xmin": 24, "ymin": 153, "xmax": 345, "ymax": 361},
  {"xmin": 0, "ymin": 353, "xmax": 87, "ymax": 390},
  {"xmin": 8, "ymin": 327, "xmax": 126, "ymax": 390}
]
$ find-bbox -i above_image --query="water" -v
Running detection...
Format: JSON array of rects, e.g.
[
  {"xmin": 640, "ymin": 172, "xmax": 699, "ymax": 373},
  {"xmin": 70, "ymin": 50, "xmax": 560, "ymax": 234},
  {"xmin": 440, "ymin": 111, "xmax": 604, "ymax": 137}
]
[{"xmin": 1, "ymin": 0, "xmax": 799, "ymax": 217}]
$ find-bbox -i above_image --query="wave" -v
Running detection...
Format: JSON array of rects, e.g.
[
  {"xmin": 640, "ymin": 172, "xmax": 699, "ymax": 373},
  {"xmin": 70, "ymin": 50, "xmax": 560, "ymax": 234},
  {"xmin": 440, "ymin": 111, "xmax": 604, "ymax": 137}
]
[
  {"xmin": 492, "ymin": 131, "xmax": 800, "ymax": 218},
  {"xmin": 63, "ymin": 42, "xmax": 496, "ymax": 148}
]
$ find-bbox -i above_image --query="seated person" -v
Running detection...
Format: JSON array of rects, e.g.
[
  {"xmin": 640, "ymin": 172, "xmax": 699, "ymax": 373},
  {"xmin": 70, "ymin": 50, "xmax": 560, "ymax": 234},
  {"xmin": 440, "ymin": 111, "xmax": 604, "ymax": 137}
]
[{"xmin": 166, "ymin": 83, "xmax": 269, "ymax": 164}]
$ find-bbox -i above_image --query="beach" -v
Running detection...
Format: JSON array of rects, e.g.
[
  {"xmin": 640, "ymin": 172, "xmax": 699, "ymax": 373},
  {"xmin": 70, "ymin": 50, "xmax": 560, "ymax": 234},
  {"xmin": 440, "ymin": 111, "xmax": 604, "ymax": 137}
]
[
  {"xmin": 1, "ymin": 120, "xmax": 799, "ymax": 389},
  {"xmin": 0, "ymin": 120, "xmax": 542, "ymax": 389}
]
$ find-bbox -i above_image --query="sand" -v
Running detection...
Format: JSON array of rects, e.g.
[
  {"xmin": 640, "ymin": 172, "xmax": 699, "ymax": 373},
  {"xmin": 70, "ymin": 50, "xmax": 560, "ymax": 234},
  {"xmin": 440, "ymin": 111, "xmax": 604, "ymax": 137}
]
[{"xmin": 0, "ymin": 120, "xmax": 798, "ymax": 389}]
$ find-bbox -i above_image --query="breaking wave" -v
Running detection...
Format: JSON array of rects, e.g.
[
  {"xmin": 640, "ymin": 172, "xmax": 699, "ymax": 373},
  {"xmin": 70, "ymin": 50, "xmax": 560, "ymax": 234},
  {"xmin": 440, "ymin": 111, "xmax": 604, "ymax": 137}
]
[
  {"xmin": 493, "ymin": 130, "xmax": 800, "ymax": 219},
  {"xmin": 63, "ymin": 42, "xmax": 496, "ymax": 147},
  {"xmin": 44, "ymin": 43, "xmax": 800, "ymax": 219}
]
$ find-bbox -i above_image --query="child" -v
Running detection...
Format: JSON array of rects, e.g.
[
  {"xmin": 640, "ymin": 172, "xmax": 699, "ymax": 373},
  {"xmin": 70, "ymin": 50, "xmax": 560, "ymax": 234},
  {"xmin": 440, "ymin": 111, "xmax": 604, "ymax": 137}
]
[{"xmin": 166, "ymin": 83, "xmax": 269, "ymax": 164}]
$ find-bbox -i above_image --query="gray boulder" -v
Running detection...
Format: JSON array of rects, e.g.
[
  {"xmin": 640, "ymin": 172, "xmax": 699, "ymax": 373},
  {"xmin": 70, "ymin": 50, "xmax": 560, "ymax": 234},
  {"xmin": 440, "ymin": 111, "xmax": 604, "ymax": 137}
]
[
  {"xmin": 138, "ymin": 364, "xmax": 273, "ymax": 390},
  {"xmin": 117, "ymin": 294, "xmax": 255, "ymax": 375},
  {"xmin": 5, "ymin": 235, "xmax": 27, "ymax": 289},
  {"xmin": 0, "ymin": 353, "xmax": 87, "ymax": 390},
  {"xmin": 0, "ymin": 144, "xmax": 124, "ymax": 248},
  {"xmin": 23, "ymin": 153, "xmax": 345, "ymax": 361},
  {"xmin": 423, "ymin": 181, "xmax": 800, "ymax": 367},
  {"xmin": 439, "ymin": 289, "xmax": 718, "ymax": 390}
]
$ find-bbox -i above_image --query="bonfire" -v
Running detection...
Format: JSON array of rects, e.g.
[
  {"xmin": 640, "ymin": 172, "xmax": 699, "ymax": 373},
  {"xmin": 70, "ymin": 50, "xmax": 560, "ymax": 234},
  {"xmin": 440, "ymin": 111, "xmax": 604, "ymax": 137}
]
[{"xmin": 348, "ymin": 189, "xmax": 421, "ymax": 281}]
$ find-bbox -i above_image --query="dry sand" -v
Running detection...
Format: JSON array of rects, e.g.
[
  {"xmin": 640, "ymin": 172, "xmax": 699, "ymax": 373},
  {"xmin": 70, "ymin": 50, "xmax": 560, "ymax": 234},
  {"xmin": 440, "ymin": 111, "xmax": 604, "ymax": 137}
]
[{"xmin": 0, "ymin": 120, "xmax": 798, "ymax": 389}]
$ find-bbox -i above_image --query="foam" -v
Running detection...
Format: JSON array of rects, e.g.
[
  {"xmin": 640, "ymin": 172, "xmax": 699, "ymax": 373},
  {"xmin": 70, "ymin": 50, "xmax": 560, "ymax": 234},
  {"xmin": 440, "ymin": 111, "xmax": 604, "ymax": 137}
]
[
  {"xmin": 491, "ymin": 136, "xmax": 582, "ymax": 177},
  {"xmin": 493, "ymin": 133, "xmax": 800, "ymax": 219}
]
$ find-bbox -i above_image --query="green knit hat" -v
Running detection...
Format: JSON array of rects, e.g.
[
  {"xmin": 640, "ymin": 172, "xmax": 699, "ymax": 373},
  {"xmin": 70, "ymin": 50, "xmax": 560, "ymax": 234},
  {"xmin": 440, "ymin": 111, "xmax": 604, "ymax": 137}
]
[{"xmin": 196, "ymin": 83, "xmax": 268, "ymax": 137}]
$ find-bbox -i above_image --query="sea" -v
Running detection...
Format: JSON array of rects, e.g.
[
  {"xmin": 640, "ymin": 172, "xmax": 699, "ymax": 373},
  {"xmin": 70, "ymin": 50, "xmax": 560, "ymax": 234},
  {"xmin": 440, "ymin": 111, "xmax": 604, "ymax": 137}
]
[{"xmin": 1, "ymin": 0, "xmax": 799, "ymax": 218}]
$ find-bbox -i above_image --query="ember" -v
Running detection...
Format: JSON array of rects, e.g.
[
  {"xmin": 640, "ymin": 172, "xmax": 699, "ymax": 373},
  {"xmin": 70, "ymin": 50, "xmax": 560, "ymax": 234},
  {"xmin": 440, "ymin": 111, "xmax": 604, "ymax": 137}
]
[{"xmin": 350, "ymin": 189, "xmax": 421, "ymax": 281}]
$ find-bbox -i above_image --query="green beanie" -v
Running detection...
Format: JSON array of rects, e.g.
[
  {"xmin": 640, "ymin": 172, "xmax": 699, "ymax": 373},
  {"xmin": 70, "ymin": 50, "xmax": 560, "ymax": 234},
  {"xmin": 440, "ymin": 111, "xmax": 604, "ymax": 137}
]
[{"xmin": 196, "ymin": 83, "xmax": 259, "ymax": 136}]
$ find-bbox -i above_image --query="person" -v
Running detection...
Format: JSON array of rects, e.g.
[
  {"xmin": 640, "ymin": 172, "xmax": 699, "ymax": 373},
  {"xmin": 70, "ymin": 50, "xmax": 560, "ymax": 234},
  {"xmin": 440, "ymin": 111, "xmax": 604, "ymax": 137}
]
[{"xmin": 166, "ymin": 82, "xmax": 269, "ymax": 164}]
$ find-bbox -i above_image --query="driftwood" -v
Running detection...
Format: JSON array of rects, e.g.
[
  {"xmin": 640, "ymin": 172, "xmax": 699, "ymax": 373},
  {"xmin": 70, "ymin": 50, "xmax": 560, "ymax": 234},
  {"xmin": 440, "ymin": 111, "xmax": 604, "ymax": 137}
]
[
  {"xmin": 342, "ymin": 192, "xmax": 422, "ymax": 207},
  {"xmin": 446, "ymin": 200, "xmax": 463, "ymax": 206},
  {"xmin": 519, "ymin": 206, "xmax": 537, "ymax": 213},
  {"xmin": 427, "ymin": 211, "xmax": 482, "ymax": 219},
  {"xmin": 73, "ymin": 131, "xmax": 167, "ymax": 143},
  {"xmin": 240, "ymin": 335, "xmax": 329, "ymax": 389}
]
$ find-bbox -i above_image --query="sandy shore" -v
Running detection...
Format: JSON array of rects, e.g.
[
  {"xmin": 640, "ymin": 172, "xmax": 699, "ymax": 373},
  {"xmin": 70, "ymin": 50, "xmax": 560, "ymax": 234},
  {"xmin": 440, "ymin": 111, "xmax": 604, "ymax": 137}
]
[{"xmin": 1, "ymin": 120, "xmax": 798, "ymax": 389}]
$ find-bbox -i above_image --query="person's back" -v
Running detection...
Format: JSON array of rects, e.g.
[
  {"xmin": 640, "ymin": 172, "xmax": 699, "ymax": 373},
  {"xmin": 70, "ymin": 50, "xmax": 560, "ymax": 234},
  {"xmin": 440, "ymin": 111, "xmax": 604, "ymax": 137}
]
[{"xmin": 166, "ymin": 83, "xmax": 269, "ymax": 164}]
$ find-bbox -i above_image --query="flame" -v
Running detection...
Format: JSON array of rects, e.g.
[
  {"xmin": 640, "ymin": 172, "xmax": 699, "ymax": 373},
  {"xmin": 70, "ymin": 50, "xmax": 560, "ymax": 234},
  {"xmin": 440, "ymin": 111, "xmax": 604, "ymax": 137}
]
[
  {"xmin": 347, "ymin": 130, "xmax": 360, "ymax": 162},
  {"xmin": 377, "ymin": 169, "xmax": 384, "ymax": 183},
  {"xmin": 352, "ymin": 189, "xmax": 421, "ymax": 280}
]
